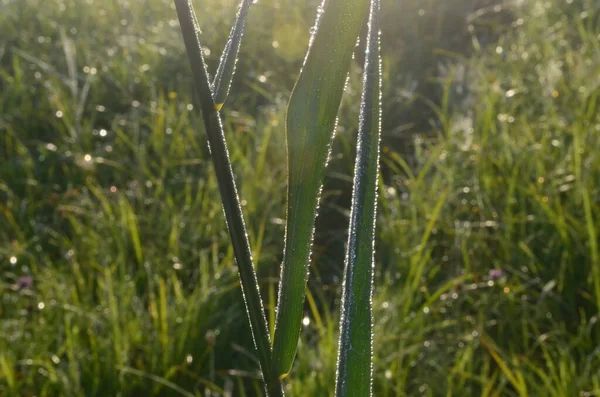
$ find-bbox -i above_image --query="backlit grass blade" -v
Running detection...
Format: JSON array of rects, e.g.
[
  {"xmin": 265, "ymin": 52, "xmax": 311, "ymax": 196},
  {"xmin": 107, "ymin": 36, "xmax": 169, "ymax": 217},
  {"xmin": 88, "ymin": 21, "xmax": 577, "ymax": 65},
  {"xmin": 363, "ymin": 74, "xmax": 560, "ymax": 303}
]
[
  {"xmin": 212, "ymin": 0, "xmax": 252, "ymax": 111},
  {"xmin": 335, "ymin": 0, "xmax": 381, "ymax": 395},
  {"xmin": 272, "ymin": 0, "xmax": 370, "ymax": 378},
  {"xmin": 173, "ymin": 1, "xmax": 281, "ymax": 395}
]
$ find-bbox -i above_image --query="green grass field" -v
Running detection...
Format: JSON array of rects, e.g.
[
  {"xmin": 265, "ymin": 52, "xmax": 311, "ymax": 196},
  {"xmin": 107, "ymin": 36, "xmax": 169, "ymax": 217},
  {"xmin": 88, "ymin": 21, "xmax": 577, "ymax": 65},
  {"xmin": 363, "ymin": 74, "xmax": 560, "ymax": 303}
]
[{"xmin": 1, "ymin": 0, "xmax": 599, "ymax": 395}]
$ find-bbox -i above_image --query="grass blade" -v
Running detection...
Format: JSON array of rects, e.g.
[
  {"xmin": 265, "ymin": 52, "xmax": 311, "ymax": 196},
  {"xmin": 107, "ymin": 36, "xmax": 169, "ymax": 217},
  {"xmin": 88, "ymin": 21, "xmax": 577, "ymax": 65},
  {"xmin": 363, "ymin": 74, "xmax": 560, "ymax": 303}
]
[
  {"xmin": 272, "ymin": 0, "xmax": 370, "ymax": 378},
  {"xmin": 173, "ymin": 1, "xmax": 281, "ymax": 395},
  {"xmin": 212, "ymin": 0, "xmax": 252, "ymax": 111},
  {"xmin": 334, "ymin": 0, "xmax": 381, "ymax": 395}
]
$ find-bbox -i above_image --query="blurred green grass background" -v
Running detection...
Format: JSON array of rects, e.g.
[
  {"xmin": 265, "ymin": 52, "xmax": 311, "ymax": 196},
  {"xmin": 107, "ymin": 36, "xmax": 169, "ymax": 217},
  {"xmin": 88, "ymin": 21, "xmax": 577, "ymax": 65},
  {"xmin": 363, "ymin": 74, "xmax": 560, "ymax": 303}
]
[{"xmin": 1, "ymin": 0, "xmax": 599, "ymax": 395}]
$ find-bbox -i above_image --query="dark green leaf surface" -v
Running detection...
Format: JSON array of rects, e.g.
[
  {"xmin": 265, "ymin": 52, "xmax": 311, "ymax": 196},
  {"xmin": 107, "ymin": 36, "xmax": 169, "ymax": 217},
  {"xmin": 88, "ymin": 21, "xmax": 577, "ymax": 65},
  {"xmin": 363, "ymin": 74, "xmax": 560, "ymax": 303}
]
[
  {"xmin": 173, "ymin": 1, "xmax": 281, "ymax": 395},
  {"xmin": 272, "ymin": 0, "xmax": 370, "ymax": 378},
  {"xmin": 335, "ymin": 0, "xmax": 381, "ymax": 395},
  {"xmin": 212, "ymin": 0, "xmax": 252, "ymax": 111}
]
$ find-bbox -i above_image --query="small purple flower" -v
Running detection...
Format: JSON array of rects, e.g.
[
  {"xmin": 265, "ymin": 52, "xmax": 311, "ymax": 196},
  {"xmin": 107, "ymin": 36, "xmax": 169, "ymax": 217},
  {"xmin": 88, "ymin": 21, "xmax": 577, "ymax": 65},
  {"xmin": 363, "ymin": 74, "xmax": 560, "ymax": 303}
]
[
  {"xmin": 488, "ymin": 269, "xmax": 504, "ymax": 280},
  {"xmin": 16, "ymin": 276, "xmax": 33, "ymax": 290}
]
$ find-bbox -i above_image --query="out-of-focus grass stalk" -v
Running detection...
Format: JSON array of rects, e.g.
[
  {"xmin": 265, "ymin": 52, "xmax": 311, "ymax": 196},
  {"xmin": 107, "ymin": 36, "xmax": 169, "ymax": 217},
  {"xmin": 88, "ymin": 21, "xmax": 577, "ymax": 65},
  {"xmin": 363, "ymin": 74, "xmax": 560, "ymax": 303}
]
[
  {"xmin": 335, "ymin": 0, "xmax": 381, "ymax": 395},
  {"xmin": 212, "ymin": 0, "xmax": 252, "ymax": 111},
  {"xmin": 271, "ymin": 0, "xmax": 370, "ymax": 379},
  {"xmin": 173, "ymin": 0, "xmax": 282, "ymax": 395}
]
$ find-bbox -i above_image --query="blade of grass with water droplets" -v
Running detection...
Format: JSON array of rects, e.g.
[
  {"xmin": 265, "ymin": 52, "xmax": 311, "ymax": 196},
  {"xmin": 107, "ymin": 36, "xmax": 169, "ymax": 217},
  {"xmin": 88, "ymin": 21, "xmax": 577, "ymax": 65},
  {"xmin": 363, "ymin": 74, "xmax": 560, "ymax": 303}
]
[
  {"xmin": 335, "ymin": 0, "xmax": 381, "ymax": 395},
  {"xmin": 173, "ymin": 1, "xmax": 281, "ymax": 395},
  {"xmin": 212, "ymin": 0, "xmax": 252, "ymax": 111},
  {"xmin": 271, "ymin": 0, "xmax": 370, "ymax": 379}
]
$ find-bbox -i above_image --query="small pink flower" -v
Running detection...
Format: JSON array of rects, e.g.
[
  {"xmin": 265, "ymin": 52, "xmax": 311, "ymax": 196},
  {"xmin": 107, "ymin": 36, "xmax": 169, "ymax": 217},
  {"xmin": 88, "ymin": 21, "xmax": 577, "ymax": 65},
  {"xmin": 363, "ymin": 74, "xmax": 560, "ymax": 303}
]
[
  {"xmin": 488, "ymin": 269, "xmax": 504, "ymax": 280},
  {"xmin": 17, "ymin": 276, "xmax": 33, "ymax": 290}
]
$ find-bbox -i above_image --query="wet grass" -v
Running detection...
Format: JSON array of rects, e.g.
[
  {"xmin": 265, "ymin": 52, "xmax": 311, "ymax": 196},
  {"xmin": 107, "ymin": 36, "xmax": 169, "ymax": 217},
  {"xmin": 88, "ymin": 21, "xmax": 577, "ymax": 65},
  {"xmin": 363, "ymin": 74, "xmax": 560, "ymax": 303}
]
[{"xmin": 1, "ymin": 0, "xmax": 599, "ymax": 395}]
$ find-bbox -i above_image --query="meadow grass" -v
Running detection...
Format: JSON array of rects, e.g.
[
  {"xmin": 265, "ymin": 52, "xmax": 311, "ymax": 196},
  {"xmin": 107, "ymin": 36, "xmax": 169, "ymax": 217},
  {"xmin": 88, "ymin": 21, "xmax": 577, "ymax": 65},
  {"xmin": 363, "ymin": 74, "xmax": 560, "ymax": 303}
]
[{"xmin": 1, "ymin": 0, "xmax": 599, "ymax": 395}]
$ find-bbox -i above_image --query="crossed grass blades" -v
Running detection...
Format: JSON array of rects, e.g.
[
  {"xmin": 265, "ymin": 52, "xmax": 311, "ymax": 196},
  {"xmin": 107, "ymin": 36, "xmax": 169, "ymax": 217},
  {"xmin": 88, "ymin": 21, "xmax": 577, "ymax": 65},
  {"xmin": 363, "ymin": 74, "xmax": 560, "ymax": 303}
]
[{"xmin": 174, "ymin": 0, "xmax": 381, "ymax": 394}]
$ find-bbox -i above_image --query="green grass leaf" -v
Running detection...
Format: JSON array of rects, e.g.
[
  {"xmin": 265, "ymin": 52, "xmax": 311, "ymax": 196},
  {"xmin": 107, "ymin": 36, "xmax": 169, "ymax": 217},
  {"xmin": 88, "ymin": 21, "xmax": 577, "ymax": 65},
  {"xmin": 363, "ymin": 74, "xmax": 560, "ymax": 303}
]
[
  {"xmin": 335, "ymin": 0, "xmax": 381, "ymax": 395},
  {"xmin": 272, "ymin": 0, "xmax": 370, "ymax": 378},
  {"xmin": 173, "ymin": 1, "xmax": 281, "ymax": 395},
  {"xmin": 212, "ymin": 0, "xmax": 252, "ymax": 111}
]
